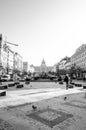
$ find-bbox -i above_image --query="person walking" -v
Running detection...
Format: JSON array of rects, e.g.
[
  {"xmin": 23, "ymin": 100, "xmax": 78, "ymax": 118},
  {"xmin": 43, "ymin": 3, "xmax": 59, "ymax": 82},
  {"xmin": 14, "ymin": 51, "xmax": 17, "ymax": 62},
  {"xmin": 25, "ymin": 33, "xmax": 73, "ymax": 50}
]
[
  {"xmin": 0, "ymin": 76, "xmax": 2, "ymax": 85},
  {"xmin": 64, "ymin": 74, "xmax": 69, "ymax": 90}
]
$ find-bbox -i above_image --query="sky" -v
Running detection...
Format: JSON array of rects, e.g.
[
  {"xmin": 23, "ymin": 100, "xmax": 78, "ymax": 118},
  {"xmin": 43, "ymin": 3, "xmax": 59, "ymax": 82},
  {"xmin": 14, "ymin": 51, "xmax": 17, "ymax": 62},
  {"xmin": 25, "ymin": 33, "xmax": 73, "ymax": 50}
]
[{"xmin": 0, "ymin": 0, "xmax": 86, "ymax": 66}]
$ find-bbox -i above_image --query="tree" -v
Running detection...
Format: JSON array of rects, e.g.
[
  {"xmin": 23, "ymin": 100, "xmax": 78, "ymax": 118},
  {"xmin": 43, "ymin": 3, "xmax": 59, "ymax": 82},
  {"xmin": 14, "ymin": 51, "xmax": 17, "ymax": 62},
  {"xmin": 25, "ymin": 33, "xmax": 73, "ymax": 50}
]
[
  {"xmin": 69, "ymin": 64, "xmax": 83, "ymax": 79},
  {"xmin": 69, "ymin": 64, "xmax": 77, "ymax": 79}
]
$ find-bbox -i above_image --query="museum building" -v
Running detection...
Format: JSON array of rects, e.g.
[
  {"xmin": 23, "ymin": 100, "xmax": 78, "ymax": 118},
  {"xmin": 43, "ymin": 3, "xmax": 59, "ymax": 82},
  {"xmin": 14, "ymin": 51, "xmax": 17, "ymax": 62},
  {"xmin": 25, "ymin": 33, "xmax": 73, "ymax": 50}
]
[{"xmin": 34, "ymin": 59, "xmax": 53, "ymax": 73}]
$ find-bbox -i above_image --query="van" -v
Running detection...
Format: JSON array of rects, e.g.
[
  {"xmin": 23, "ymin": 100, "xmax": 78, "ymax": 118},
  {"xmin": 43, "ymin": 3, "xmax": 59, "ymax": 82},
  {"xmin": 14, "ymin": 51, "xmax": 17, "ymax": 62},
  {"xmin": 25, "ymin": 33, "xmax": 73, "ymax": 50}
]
[{"xmin": 1, "ymin": 75, "xmax": 10, "ymax": 81}]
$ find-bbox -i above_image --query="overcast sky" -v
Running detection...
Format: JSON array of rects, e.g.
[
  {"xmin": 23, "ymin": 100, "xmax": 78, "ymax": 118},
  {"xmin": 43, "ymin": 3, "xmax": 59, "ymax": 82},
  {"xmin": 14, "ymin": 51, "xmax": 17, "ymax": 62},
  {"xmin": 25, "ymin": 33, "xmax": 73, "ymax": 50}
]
[{"xmin": 0, "ymin": 0, "xmax": 86, "ymax": 66}]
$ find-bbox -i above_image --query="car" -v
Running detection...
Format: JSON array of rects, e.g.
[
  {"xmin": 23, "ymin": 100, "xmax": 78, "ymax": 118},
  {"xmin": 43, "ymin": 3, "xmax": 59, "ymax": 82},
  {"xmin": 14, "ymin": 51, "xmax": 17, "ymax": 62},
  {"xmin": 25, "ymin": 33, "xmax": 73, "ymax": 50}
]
[
  {"xmin": 24, "ymin": 76, "xmax": 31, "ymax": 81},
  {"xmin": 1, "ymin": 75, "xmax": 10, "ymax": 81}
]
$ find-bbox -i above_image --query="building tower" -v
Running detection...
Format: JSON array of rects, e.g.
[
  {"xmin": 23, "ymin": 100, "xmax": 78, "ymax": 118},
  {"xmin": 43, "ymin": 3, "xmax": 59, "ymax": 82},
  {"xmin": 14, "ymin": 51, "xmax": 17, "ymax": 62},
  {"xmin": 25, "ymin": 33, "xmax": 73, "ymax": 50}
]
[{"xmin": 40, "ymin": 59, "xmax": 47, "ymax": 73}]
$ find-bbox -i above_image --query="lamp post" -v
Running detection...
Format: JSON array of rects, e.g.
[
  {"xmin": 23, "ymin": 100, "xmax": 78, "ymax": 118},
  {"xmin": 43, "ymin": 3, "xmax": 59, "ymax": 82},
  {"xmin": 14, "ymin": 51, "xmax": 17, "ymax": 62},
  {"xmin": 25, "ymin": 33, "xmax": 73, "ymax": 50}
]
[
  {"xmin": 0, "ymin": 34, "xmax": 2, "ymax": 84},
  {"xmin": 0, "ymin": 34, "xmax": 2, "ymax": 68}
]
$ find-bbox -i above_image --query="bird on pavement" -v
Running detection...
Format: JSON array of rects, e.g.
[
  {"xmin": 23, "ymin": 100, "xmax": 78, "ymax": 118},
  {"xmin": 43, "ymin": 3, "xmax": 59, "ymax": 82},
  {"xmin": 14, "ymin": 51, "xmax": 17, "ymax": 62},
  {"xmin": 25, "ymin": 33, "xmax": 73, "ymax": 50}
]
[
  {"xmin": 64, "ymin": 96, "xmax": 67, "ymax": 101},
  {"xmin": 32, "ymin": 105, "xmax": 37, "ymax": 110}
]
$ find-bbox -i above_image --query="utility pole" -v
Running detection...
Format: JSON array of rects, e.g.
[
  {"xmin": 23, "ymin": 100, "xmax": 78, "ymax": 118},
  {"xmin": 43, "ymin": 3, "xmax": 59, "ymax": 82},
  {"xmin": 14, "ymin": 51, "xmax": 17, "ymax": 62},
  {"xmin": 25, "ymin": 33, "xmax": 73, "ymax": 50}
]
[{"xmin": 0, "ymin": 34, "xmax": 2, "ymax": 76}]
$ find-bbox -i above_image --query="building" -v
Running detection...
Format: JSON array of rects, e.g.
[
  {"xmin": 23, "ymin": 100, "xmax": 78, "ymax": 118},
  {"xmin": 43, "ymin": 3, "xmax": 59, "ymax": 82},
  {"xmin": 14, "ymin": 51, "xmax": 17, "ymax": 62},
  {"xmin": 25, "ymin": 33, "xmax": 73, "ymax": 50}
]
[
  {"xmin": 0, "ymin": 43, "xmax": 8, "ymax": 74},
  {"xmin": 52, "ymin": 64, "xmax": 57, "ymax": 72},
  {"xmin": 29, "ymin": 64, "xmax": 35, "ymax": 73},
  {"xmin": 58, "ymin": 57, "xmax": 70, "ymax": 70},
  {"xmin": 0, "ymin": 35, "xmax": 9, "ymax": 74},
  {"xmin": 0, "ymin": 34, "xmax": 23, "ymax": 75},
  {"xmin": 71, "ymin": 44, "xmax": 86, "ymax": 70},
  {"xmin": 64, "ymin": 60, "xmax": 71, "ymax": 70},
  {"xmin": 14, "ymin": 53, "xmax": 23, "ymax": 73},
  {"xmin": 34, "ymin": 59, "xmax": 53, "ymax": 73},
  {"xmin": 40, "ymin": 59, "xmax": 47, "ymax": 73},
  {"xmin": 23, "ymin": 62, "xmax": 28, "ymax": 73}
]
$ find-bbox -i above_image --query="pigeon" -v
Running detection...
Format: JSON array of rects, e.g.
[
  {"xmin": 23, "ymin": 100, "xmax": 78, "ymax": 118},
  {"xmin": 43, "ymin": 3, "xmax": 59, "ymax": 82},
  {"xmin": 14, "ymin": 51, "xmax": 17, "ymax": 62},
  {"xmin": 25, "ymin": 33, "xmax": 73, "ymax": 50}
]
[
  {"xmin": 32, "ymin": 105, "xmax": 37, "ymax": 110},
  {"xmin": 64, "ymin": 96, "xmax": 67, "ymax": 100}
]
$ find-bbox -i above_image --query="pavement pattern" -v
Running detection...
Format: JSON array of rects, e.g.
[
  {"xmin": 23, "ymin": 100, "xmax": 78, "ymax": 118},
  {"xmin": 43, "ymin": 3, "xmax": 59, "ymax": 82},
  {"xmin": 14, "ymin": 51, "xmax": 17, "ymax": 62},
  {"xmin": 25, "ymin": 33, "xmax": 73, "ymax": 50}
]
[{"xmin": 0, "ymin": 82, "xmax": 86, "ymax": 130}]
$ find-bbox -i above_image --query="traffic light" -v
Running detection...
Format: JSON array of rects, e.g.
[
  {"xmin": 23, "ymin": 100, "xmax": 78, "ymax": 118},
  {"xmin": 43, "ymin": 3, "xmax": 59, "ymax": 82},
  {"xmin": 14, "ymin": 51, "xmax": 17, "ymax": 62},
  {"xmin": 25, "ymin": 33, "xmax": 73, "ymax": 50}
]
[{"xmin": 0, "ymin": 34, "xmax": 2, "ymax": 48}]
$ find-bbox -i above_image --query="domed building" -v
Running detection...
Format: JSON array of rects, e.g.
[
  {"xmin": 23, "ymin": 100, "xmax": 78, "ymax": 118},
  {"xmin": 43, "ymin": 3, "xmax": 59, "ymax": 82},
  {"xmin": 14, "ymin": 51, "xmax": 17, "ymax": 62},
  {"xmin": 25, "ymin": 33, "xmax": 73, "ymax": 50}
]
[
  {"xmin": 34, "ymin": 59, "xmax": 53, "ymax": 73},
  {"xmin": 40, "ymin": 59, "xmax": 47, "ymax": 73}
]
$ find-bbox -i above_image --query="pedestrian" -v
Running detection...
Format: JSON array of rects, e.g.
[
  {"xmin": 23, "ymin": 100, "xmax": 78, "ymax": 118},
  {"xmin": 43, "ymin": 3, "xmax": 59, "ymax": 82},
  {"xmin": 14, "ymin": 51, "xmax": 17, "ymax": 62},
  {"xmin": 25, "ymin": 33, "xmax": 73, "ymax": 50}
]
[
  {"xmin": 0, "ymin": 76, "xmax": 2, "ymax": 85},
  {"xmin": 0, "ymin": 70, "xmax": 2, "ymax": 85},
  {"xmin": 64, "ymin": 74, "xmax": 69, "ymax": 90}
]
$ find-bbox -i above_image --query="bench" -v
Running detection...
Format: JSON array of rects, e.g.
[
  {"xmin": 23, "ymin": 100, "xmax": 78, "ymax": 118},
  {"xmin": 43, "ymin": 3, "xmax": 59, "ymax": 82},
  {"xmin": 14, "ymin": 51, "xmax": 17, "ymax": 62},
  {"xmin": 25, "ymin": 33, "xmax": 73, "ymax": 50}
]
[
  {"xmin": 16, "ymin": 84, "xmax": 24, "ymax": 88},
  {"xmin": 77, "ymin": 84, "xmax": 82, "ymax": 87},
  {"xmin": 14, "ymin": 82, "xmax": 20, "ymax": 85},
  {"xmin": 59, "ymin": 81, "xmax": 63, "ymax": 84},
  {"xmin": 0, "ymin": 91, "xmax": 6, "ymax": 96},
  {"xmin": 8, "ymin": 83, "xmax": 15, "ymax": 87},
  {"xmin": 74, "ymin": 84, "xmax": 78, "ymax": 86},
  {"xmin": 70, "ymin": 82, "xmax": 75, "ymax": 85},
  {"xmin": 68, "ymin": 84, "xmax": 73, "ymax": 88},
  {"xmin": 83, "ymin": 86, "xmax": 86, "ymax": 89},
  {"xmin": 75, "ymin": 84, "xmax": 82, "ymax": 87},
  {"xmin": 25, "ymin": 81, "xmax": 30, "ymax": 84},
  {"xmin": 0, "ymin": 85, "xmax": 8, "ymax": 89}
]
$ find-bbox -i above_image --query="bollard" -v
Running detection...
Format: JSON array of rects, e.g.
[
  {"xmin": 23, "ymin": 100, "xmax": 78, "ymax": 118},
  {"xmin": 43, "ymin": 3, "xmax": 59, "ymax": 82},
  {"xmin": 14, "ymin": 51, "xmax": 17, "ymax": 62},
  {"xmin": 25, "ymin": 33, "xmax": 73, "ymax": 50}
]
[
  {"xmin": 0, "ymin": 85, "xmax": 8, "ymax": 89},
  {"xmin": 25, "ymin": 81, "xmax": 30, "ymax": 84},
  {"xmin": 14, "ymin": 82, "xmax": 20, "ymax": 85},
  {"xmin": 0, "ymin": 91, "xmax": 6, "ymax": 96},
  {"xmin": 16, "ymin": 84, "xmax": 24, "ymax": 88},
  {"xmin": 8, "ymin": 83, "xmax": 15, "ymax": 87},
  {"xmin": 83, "ymin": 86, "xmax": 86, "ymax": 89},
  {"xmin": 68, "ymin": 84, "xmax": 73, "ymax": 88},
  {"xmin": 59, "ymin": 81, "xmax": 63, "ymax": 84}
]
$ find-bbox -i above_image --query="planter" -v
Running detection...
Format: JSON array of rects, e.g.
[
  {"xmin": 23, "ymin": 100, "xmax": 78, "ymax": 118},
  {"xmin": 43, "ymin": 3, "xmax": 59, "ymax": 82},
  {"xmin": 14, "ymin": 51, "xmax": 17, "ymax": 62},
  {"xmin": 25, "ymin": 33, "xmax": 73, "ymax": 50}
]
[
  {"xmin": 16, "ymin": 84, "xmax": 24, "ymax": 88},
  {"xmin": 0, "ymin": 91, "xmax": 6, "ymax": 96},
  {"xmin": 8, "ymin": 83, "xmax": 15, "ymax": 87},
  {"xmin": 0, "ymin": 85, "xmax": 8, "ymax": 89}
]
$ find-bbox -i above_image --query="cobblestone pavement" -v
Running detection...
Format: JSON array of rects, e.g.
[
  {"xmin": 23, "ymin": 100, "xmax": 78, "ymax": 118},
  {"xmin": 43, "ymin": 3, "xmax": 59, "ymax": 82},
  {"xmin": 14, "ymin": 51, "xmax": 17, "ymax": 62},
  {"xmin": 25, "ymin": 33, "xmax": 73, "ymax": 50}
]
[{"xmin": 0, "ymin": 82, "xmax": 86, "ymax": 130}]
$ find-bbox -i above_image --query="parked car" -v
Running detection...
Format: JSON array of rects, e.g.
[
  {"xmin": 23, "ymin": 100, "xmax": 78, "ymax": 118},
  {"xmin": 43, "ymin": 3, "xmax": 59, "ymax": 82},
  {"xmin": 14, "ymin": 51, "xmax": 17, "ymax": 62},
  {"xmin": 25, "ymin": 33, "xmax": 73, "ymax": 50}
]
[
  {"xmin": 24, "ymin": 76, "xmax": 31, "ymax": 81},
  {"xmin": 1, "ymin": 75, "xmax": 10, "ymax": 81}
]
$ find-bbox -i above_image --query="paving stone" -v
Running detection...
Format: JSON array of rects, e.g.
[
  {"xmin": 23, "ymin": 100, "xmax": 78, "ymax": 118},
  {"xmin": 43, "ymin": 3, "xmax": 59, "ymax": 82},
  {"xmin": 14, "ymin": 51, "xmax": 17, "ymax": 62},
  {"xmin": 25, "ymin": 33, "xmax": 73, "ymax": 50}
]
[
  {"xmin": 0, "ymin": 118, "xmax": 15, "ymax": 130},
  {"xmin": 26, "ymin": 108, "xmax": 73, "ymax": 128},
  {"xmin": 64, "ymin": 100, "xmax": 86, "ymax": 109}
]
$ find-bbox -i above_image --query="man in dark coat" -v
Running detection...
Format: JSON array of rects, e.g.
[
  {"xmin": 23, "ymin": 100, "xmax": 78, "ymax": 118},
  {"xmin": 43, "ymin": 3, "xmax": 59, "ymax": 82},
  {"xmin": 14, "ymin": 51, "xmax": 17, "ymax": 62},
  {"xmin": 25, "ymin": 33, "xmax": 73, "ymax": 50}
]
[{"xmin": 64, "ymin": 74, "xmax": 69, "ymax": 90}]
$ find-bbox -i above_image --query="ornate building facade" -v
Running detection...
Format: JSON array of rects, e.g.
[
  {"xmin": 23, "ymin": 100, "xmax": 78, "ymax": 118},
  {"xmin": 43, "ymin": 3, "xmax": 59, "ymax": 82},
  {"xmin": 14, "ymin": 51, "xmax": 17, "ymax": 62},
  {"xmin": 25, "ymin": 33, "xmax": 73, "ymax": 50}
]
[
  {"xmin": 23, "ymin": 62, "xmax": 28, "ymax": 73},
  {"xmin": 71, "ymin": 44, "xmax": 86, "ymax": 70},
  {"xmin": 0, "ymin": 34, "xmax": 23, "ymax": 75},
  {"xmin": 34, "ymin": 59, "xmax": 53, "ymax": 73}
]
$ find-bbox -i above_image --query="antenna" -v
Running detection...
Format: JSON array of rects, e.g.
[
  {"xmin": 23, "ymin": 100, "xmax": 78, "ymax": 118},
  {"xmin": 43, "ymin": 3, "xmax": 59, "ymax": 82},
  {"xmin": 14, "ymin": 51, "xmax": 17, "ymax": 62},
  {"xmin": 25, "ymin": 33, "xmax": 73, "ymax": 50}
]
[
  {"xmin": 3, "ymin": 35, "xmax": 19, "ymax": 46},
  {"xmin": 5, "ymin": 41, "xmax": 18, "ymax": 46}
]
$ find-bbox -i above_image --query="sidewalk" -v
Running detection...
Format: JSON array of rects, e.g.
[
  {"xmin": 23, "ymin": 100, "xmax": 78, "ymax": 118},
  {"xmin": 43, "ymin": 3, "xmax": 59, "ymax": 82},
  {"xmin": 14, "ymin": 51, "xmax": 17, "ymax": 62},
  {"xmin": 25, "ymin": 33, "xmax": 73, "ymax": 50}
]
[
  {"xmin": 0, "ymin": 87, "xmax": 86, "ymax": 130},
  {"xmin": 72, "ymin": 79, "xmax": 86, "ymax": 85}
]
